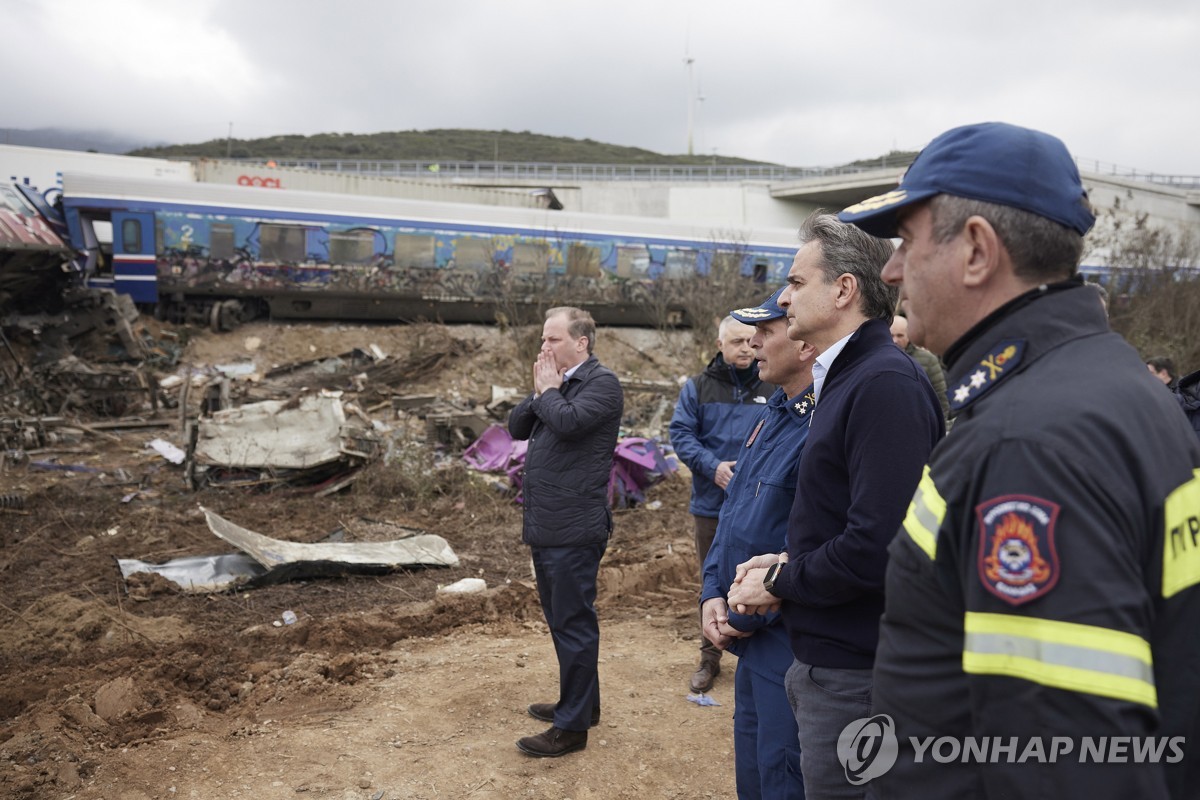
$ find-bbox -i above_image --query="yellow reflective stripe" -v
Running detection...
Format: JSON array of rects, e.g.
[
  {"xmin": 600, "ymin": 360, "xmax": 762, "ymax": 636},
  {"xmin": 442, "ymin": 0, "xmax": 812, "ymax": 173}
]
[
  {"xmin": 1162, "ymin": 468, "xmax": 1200, "ymax": 598},
  {"xmin": 963, "ymin": 612, "xmax": 1157, "ymax": 709},
  {"xmin": 902, "ymin": 464, "xmax": 944, "ymax": 559}
]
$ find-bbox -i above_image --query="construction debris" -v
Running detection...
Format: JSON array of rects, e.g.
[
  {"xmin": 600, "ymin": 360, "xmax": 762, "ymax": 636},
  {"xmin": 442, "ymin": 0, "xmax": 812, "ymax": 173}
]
[{"xmin": 116, "ymin": 509, "xmax": 460, "ymax": 594}]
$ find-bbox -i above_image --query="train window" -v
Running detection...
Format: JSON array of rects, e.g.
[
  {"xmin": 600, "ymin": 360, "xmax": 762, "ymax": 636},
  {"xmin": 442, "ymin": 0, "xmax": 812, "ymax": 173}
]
[
  {"xmin": 260, "ymin": 224, "xmax": 306, "ymax": 262},
  {"xmin": 210, "ymin": 223, "xmax": 235, "ymax": 260},
  {"xmin": 329, "ymin": 229, "xmax": 376, "ymax": 265},
  {"xmin": 394, "ymin": 234, "xmax": 436, "ymax": 268},
  {"xmin": 513, "ymin": 243, "xmax": 549, "ymax": 274},
  {"xmin": 616, "ymin": 245, "xmax": 649, "ymax": 279},
  {"xmin": 664, "ymin": 249, "xmax": 696, "ymax": 280},
  {"xmin": 567, "ymin": 244, "xmax": 600, "ymax": 277},
  {"xmin": 752, "ymin": 258, "xmax": 769, "ymax": 283},
  {"xmin": 453, "ymin": 237, "xmax": 494, "ymax": 270},
  {"xmin": 121, "ymin": 219, "xmax": 142, "ymax": 253}
]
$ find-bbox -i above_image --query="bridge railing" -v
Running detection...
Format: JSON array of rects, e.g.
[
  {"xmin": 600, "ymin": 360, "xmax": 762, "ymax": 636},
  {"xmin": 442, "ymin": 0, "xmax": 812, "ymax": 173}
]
[
  {"xmin": 231, "ymin": 157, "xmax": 1200, "ymax": 190},
  {"xmin": 1073, "ymin": 158, "xmax": 1200, "ymax": 190},
  {"xmin": 234, "ymin": 158, "xmax": 914, "ymax": 183}
]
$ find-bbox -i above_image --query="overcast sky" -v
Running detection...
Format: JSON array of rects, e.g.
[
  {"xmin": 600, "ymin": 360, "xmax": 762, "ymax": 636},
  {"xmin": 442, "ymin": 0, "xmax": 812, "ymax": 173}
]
[{"xmin": 4, "ymin": 0, "xmax": 1199, "ymax": 174}]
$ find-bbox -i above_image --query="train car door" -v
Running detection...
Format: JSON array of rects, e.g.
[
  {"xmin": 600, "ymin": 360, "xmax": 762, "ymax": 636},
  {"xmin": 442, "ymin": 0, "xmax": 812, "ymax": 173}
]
[{"xmin": 111, "ymin": 211, "xmax": 158, "ymax": 303}]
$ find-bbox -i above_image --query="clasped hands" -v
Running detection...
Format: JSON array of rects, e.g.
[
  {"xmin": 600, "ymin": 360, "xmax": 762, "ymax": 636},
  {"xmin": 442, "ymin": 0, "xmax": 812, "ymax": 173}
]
[
  {"xmin": 533, "ymin": 351, "xmax": 563, "ymax": 395},
  {"xmin": 701, "ymin": 553, "xmax": 786, "ymax": 651}
]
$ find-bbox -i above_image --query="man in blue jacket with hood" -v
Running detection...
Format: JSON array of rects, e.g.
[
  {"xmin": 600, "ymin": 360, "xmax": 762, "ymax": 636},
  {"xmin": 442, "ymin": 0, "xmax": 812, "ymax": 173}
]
[{"xmin": 671, "ymin": 315, "xmax": 774, "ymax": 692}]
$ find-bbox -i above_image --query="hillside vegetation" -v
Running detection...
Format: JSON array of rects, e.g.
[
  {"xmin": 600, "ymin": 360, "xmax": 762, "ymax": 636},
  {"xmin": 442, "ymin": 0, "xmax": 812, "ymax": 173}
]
[{"xmin": 129, "ymin": 128, "xmax": 771, "ymax": 165}]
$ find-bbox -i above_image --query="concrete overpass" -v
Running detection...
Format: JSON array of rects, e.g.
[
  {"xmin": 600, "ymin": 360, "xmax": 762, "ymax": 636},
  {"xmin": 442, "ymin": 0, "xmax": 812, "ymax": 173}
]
[{"xmin": 216, "ymin": 157, "xmax": 1200, "ymax": 264}]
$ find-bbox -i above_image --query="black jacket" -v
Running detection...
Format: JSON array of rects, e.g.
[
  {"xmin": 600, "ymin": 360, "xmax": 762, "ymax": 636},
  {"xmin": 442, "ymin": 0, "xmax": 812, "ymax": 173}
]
[
  {"xmin": 1174, "ymin": 369, "xmax": 1200, "ymax": 441},
  {"xmin": 508, "ymin": 356, "xmax": 624, "ymax": 548},
  {"xmin": 871, "ymin": 281, "xmax": 1200, "ymax": 799}
]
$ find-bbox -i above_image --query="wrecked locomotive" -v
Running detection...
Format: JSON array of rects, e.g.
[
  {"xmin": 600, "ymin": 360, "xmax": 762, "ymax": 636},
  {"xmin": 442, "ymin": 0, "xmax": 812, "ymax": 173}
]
[
  {"xmin": 0, "ymin": 182, "xmax": 75, "ymax": 311},
  {"xmin": 57, "ymin": 173, "xmax": 800, "ymax": 330}
]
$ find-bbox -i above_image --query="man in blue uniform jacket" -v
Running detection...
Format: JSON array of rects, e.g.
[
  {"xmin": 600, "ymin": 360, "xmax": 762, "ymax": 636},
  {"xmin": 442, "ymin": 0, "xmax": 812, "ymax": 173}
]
[
  {"xmin": 701, "ymin": 286, "xmax": 816, "ymax": 800},
  {"xmin": 671, "ymin": 315, "xmax": 774, "ymax": 692}
]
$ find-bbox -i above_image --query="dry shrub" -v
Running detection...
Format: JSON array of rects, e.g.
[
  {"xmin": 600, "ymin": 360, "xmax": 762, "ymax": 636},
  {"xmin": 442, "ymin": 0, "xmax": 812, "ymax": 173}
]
[
  {"xmin": 354, "ymin": 438, "xmax": 508, "ymax": 515},
  {"xmin": 1108, "ymin": 269, "xmax": 1200, "ymax": 371}
]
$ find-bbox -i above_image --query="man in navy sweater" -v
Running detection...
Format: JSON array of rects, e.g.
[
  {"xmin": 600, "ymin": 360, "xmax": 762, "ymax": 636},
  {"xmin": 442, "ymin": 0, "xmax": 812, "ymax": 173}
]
[{"xmin": 728, "ymin": 213, "xmax": 944, "ymax": 799}]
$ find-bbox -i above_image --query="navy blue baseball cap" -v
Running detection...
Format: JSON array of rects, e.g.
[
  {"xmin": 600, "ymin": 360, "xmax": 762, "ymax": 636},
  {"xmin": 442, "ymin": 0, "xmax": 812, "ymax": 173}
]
[
  {"xmin": 730, "ymin": 286, "xmax": 786, "ymax": 324},
  {"xmin": 838, "ymin": 122, "xmax": 1096, "ymax": 238}
]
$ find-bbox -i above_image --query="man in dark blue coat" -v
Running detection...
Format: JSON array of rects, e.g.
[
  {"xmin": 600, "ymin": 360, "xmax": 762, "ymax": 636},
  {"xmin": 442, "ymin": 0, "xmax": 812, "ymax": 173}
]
[
  {"xmin": 728, "ymin": 213, "xmax": 944, "ymax": 799},
  {"xmin": 670, "ymin": 315, "xmax": 774, "ymax": 692},
  {"xmin": 509, "ymin": 306, "xmax": 624, "ymax": 758}
]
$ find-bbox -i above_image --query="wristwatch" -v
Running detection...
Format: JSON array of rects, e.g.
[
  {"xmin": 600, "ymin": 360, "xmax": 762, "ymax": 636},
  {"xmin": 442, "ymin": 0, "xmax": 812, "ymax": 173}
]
[{"xmin": 763, "ymin": 561, "xmax": 784, "ymax": 597}]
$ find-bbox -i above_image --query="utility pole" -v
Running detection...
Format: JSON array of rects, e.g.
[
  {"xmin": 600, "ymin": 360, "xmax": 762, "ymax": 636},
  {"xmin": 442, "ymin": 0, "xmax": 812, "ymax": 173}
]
[{"xmin": 226, "ymin": 122, "xmax": 233, "ymax": 158}]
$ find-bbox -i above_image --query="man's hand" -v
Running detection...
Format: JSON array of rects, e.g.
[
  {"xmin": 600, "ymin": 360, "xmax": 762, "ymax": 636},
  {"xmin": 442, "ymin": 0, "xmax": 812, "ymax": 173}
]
[
  {"xmin": 714, "ymin": 460, "xmax": 736, "ymax": 489},
  {"xmin": 533, "ymin": 351, "xmax": 563, "ymax": 395},
  {"xmin": 727, "ymin": 566, "xmax": 781, "ymax": 616},
  {"xmin": 701, "ymin": 598, "xmax": 751, "ymax": 649},
  {"xmin": 732, "ymin": 553, "xmax": 782, "ymax": 586}
]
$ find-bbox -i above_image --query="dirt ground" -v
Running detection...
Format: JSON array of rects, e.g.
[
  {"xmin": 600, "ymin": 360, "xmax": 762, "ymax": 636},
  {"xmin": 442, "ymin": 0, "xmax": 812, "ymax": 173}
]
[{"xmin": 0, "ymin": 320, "xmax": 743, "ymax": 799}]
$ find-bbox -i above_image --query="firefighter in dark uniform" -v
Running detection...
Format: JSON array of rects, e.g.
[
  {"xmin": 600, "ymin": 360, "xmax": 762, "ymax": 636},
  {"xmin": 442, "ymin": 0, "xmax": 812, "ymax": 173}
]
[{"xmin": 838, "ymin": 122, "xmax": 1200, "ymax": 799}]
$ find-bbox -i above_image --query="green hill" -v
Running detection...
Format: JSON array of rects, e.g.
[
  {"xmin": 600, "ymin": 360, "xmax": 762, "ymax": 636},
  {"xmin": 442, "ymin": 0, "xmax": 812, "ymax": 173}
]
[{"xmin": 128, "ymin": 128, "xmax": 772, "ymax": 165}]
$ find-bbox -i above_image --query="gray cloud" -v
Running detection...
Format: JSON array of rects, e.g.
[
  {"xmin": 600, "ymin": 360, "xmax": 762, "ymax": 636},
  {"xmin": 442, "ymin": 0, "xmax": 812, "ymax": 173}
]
[{"xmin": 2, "ymin": 0, "xmax": 1198, "ymax": 174}]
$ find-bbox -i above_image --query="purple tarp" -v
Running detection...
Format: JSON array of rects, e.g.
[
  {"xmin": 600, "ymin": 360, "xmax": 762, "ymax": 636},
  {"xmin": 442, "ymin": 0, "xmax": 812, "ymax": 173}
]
[{"xmin": 462, "ymin": 424, "xmax": 674, "ymax": 508}]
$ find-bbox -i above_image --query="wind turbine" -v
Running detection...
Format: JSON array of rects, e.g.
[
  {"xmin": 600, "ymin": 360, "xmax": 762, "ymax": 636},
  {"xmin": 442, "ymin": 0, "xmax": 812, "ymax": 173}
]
[
  {"xmin": 685, "ymin": 51, "xmax": 696, "ymax": 157},
  {"xmin": 684, "ymin": 23, "xmax": 697, "ymax": 157}
]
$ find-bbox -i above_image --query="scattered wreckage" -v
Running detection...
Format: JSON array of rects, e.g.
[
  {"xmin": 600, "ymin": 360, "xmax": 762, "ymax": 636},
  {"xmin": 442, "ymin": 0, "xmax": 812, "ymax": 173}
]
[
  {"xmin": 0, "ymin": 218, "xmax": 680, "ymax": 598},
  {"xmin": 117, "ymin": 508, "xmax": 460, "ymax": 594}
]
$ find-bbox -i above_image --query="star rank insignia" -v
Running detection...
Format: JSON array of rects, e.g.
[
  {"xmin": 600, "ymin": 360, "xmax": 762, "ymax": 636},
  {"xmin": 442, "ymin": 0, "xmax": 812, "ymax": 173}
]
[
  {"xmin": 949, "ymin": 339, "xmax": 1026, "ymax": 413},
  {"xmin": 792, "ymin": 391, "xmax": 816, "ymax": 417}
]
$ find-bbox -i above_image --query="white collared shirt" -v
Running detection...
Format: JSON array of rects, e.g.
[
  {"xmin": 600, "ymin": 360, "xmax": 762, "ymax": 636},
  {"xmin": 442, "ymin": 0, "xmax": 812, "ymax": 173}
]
[{"xmin": 812, "ymin": 331, "xmax": 854, "ymax": 405}]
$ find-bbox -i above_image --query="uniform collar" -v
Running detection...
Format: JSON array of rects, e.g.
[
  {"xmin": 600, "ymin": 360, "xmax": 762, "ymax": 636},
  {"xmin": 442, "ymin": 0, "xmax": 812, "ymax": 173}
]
[
  {"xmin": 942, "ymin": 277, "xmax": 1106, "ymax": 414},
  {"xmin": 788, "ymin": 385, "xmax": 817, "ymax": 421}
]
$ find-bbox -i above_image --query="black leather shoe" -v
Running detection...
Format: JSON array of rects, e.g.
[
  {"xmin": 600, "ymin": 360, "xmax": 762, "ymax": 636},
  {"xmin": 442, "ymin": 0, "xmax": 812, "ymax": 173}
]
[
  {"xmin": 527, "ymin": 702, "xmax": 600, "ymax": 727},
  {"xmin": 516, "ymin": 726, "xmax": 588, "ymax": 758},
  {"xmin": 689, "ymin": 660, "xmax": 721, "ymax": 693}
]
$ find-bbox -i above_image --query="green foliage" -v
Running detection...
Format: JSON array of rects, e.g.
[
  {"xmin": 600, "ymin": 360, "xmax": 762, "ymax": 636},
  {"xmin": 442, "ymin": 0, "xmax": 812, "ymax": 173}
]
[{"xmin": 127, "ymin": 129, "xmax": 774, "ymax": 165}]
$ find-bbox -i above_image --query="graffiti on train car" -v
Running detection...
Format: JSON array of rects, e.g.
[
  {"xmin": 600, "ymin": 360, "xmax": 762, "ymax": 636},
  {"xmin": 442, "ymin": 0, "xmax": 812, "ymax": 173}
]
[{"xmin": 150, "ymin": 209, "xmax": 781, "ymax": 309}]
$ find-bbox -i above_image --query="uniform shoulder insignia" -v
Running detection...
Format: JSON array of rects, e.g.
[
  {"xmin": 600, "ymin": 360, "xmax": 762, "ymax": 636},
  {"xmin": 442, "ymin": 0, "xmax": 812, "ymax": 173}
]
[
  {"xmin": 976, "ymin": 494, "xmax": 1060, "ymax": 606},
  {"xmin": 949, "ymin": 339, "xmax": 1026, "ymax": 412},
  {"xmin": 792, "ymin": 391, "xmax": 816, "ymax": 418}
]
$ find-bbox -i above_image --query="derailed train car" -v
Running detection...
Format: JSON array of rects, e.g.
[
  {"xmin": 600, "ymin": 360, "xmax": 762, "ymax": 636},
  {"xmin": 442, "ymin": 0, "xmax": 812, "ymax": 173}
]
[
  {"xmin": 59, "ymin": 173, "xmax": 801, "ymax": 329},
  {"xmin": 0, "ymin": 182, "xmax": 75, "ymax": 313}
]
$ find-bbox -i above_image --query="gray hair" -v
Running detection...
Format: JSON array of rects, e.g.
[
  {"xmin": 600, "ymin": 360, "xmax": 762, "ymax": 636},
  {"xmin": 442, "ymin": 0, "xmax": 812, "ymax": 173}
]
[
  {"xmin": 717, "ymin": 315, "xmax": 745, "ymax": 339},
  {"xmin": 928, "ymin": 195, "xmax": 1084, "ymax": 282},
  {"xmin": 545, "ymin": 306, "xmax": 597, "ymax": 354},
  {"xmin": 799, "ymin": 212, "xmax": 897, "ymax": 322}
]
